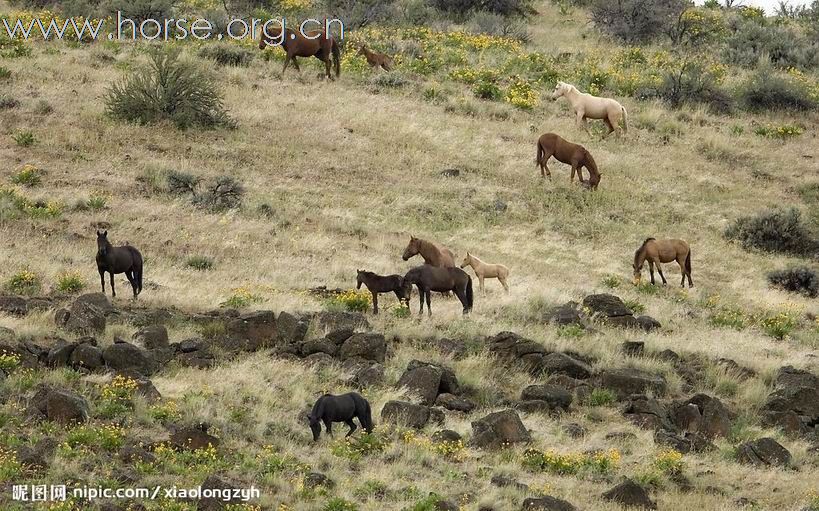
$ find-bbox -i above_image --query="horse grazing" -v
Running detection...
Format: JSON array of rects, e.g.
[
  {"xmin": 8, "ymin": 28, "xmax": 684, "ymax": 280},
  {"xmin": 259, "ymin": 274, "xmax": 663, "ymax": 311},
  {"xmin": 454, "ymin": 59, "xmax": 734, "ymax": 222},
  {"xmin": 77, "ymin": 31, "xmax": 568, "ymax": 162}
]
[
  {"xmin": 401, "ymin": 236, "xmax": 455, "ymax": 268},
  {"xmin": 307, "ymin": 392, "xmax": 373, "ymax": 441},
  {"xmin": 259, "ymin": 26, "xmax": 340, "ymax": 79},
  {"xmin": 536, "ymin": 132, "xmax": 601, "ymax": 189},
  {"xmin": 357, "ymin": 45, "xmax": 393, "ymax": 71},
  {"xmin": 356, "ymin": 270, "xmax": 409, "ymax": 314},
  {"xmin": 460, "ymin": 252, "xmax": 510, "ymax": 294},
  {"xmin": 96, "ymin": 230, "xmax": 143, "ymax": 299},
  {"xmin": 403, "ymin": 265, "xmax": 473, "ymax": 316},
  {"xmin": 633, "ymin": 238, "xmax": 693, "ymax": 288},
  {"xmin": 551, "ymin": 81, "xmax": 628, "ymax": 138}
]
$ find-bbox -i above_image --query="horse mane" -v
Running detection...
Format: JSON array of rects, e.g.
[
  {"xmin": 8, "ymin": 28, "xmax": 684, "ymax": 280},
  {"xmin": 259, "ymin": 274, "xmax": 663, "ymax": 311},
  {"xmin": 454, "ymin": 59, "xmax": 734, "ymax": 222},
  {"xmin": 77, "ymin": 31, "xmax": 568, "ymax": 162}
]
[
  {"xmin": 583, "ymin": 149, "xmax": 599, "ymax": 177},
  {"xmin": 634, "ymin": 238, "xmax": 655, "ymax": 263}
]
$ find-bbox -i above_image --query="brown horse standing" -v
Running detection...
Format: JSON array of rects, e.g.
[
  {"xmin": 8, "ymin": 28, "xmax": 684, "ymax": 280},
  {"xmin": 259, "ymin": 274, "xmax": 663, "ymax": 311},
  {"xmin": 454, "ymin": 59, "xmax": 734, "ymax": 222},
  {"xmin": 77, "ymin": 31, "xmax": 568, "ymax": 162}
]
[
  {"xmin": 536, "ymin": 133, "xmax": 601, "ymax": 189},
  {"xmin": 356, "ymin": 270, "xmax": 409, "ymax": 314},
  {"xmin": 357, "ymin": 45, "xmax": 393, "ymax": 71},
  {"xmin": 401, "ymin": 236, "xmax": 455, "ymax": 267},
  {"xmin": 402, "ymin": 265, "xmax": 473, "ymax": 316},
  {"xmin": 633, "ymin": 238, "xmax": 693, "ymax": 288},
  {"xmin": 259, "ymin": 26, "xmax": 340, "ymax": 79}
]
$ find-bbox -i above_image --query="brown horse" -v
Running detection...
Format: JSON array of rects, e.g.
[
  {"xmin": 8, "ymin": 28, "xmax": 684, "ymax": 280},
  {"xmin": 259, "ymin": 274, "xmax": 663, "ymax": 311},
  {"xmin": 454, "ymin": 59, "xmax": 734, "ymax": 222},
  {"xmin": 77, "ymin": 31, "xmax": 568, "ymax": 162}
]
[
  {"xmin": 536, "ymin": 133, "xmax": 601, "ymax": 189},
  {"xmin": 402, "ymin": 265, "xmax": 473, "ymax": 316},
  {"xmin": 633, "ymin": 238, "xmax": 693, "ymax": 288},
  {"xmin": 401, "ymin": 236, "xmax": 455, "ymax": 267},
  {"xmin": 96, "ymin": 230, "xmax": 143, "ymax": 299},
  {"xmin": 259, "ymin": 26, "xmax": 340, "ymax": 79},
  {"xmin": 357, "ymin": 45, "xmax": 393, "ymax": 71},
  {"xmin": 356, "ymin": 270, "xmax": 409, "ymax": 314}
]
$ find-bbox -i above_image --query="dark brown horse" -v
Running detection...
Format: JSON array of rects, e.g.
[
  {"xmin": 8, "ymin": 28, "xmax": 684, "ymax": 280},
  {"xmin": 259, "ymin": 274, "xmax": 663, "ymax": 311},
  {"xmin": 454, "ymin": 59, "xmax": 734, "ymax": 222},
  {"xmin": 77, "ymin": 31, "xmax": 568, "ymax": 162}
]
[
  {"xmin": 633, "ymin": 238, "xmax": 693, "ymax": 288},
  {"xmin": 356, "ymin": 270, "xmax": 409, "ymax": 314},
  {"xmin": 402, "ymin": 265, "xmax": 473, "ymax": 316},
  {"xmin": 96, "ymin": 230, "xmax": 143, "ymax": 299},
  {"xmin": 259, "ymin": 25, "xmax": 340, "ymax": 79},
  {"xmin": 536, "ymin": 132, "xmax": 601, "ymax": 190}
]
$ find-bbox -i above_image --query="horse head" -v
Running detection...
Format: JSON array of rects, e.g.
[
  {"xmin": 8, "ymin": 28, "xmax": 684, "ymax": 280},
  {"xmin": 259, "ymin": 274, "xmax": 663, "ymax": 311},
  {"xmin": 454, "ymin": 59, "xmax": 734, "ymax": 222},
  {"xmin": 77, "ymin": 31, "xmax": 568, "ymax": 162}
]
[
  {"xmin": 550, "ymin": 81, "xmax": 570, "ymax": 100},
  {"xmin": 357, "ymin": 45, "xmax": 367, "ymax": 56},
  {"xmin": 402, "ymin": 236, "xmax": 419, "ymax": 261},
  {"xmin": 259, "ymin": 22, "xmax": 285, "ymax": 49},
  {"xmin": 306, "ymin": 413, "xmax": 321, "ymax": 441},
  {"xmin": 632, "ymin": 260, "xmax": 643, "ymax": 286},
  {"xmin": 96, "ymin": 230, "xmax": 109, "ymax": 256},
  {"xmin": 460, "ymin": 252, "xmax": 471, "ymax": 268},
  {"xmin": 356, "ymin": 270, "xmax": 364, "ymax": 289}
]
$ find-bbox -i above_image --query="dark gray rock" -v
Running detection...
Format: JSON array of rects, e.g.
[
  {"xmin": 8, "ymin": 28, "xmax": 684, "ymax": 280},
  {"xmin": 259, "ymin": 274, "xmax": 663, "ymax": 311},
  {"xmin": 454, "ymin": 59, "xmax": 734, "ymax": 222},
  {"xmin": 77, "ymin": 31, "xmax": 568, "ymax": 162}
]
[
  {"xmin": 224, "ymin": 311, "xmax": 277, "ymax": 351},
  {"xmin": 28, "ymin": 386, "xmax": 90, "ymax": 425},
  {"xmin": 436, "ymin": 393, "xmax": 476, "ymax": 413},
  {"xmin": 69, "ymin": 343, "xmax": 104, "ymax": 370},
  {"xmin": 0, "ymin": 296, "xmax": 28, "ymax": 316},
  {"xmin": 170, "ymin": 424, "xmax": 220, "ymax": 451},
  {"xmin": 103, "ymin": 342, "xmax": 155, "ymax": 376},
  {"xmin": 598, "ymin": 368, "xmax": 667, "ymax": 399},
  {"xmin": 601, "ymin": 478, "xmax": 656, "ymax": 509},
  {"xmin": 432, "ymin": 430, "xmax": 462, "ymax": 443},
  {"xmin": 470, "ymin": 410, "xmax": 531, "ymax": 449},
  {"xmin": 541, "ymin": 352, "xmax": 592, "ymax": 380},
  {"xmin": 132, "ymin": 325, "xmax": 169, "ymax": 350},
  {"xmin": 381, "ymin": 401, "xmax": 439, "ymax": 429},
  {"xmin": 736, "ymin": 438, "xmax": 791, "ymax": 467},
  {"xmin": 351, "ymin": 363, "xmax": 385, "ymax": 388},
  {"xmin": 300, "ymin": 338, "xmax": 337, "ymax": 357},
  {"xmin": 521, "ymin": 496, "xmax": 577, "ymax": 511},
  {"xmin": 520, "ymin": 385, "xmax": 572, "ymax": 412},
  {"xmin": 339, "ymin": 333, "xmax": 386, "ymax": 363},
  {"xmin": 398, "ymin": 365, "xmax": 443, "ymax": 405}
]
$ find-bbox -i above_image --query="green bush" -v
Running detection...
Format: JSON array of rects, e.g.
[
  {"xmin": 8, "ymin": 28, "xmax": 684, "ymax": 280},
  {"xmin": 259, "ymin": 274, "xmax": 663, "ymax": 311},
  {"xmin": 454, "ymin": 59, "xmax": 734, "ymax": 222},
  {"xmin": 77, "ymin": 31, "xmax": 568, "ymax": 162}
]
[
  {"xmin": 5, "ymin": 269, "xmax": 41, "ymax": 295},
  {"xmin": 591, "ymin": 0, "xmax": 690, "ymax": 42},
  {"xmin": 724, "ymin": 16, "xmax": 819, "ymax": 69},
  {"xmin": 186, "ymin": 255, "xmax": 215, "ymax": 271},
  {"xmin": 324, "ymin": 498, "xmax": 358, "ymax": 511},
  {"xmin": 468, "ymin": 11, "xmax": 529, "ymax": 41},
  {"xmin": 431, "ymin": 0, "xmax": 535, "ymax": 17},
  {"xmin": 725, "ymin": 208, "xmax": 817, "ymax": 256},
  {"xmin": 105, "ymin": 48, "xmax": 235, "ymax": 129},
  {"xmin": 56, "ymin": 271, "xmax": 85, "ymax": 294},
  {"xmin": 0, "ymin": 67, "xmax": 10, "ymax": 80},
  {"xmin": 472, "ymin": 78, "xmax": 503, "ymax": 100},
  {"xmin": 166, "ymin": 171, "xmax": 244, "ymax": 212},
  {"xmin": 657, "ymin": 62, "xmax": 733, "ymax": 113},
  {"xmin": 10, "ymin": 165, "xmax": 41, "ymax": 187},
  {"xmin": 738, "ymin": 67, "xmax": 816, "ymax": 112},
  {"xmin": 586, "ymin": 388, "xmax": 616, "ymax": 406},
  {"xmin": 12, "ymin": 130, "xmax": 35, "ymax": 147},
  {"xmin": 768, "ymin": 267, "xmax": 819, "ymax": 298},
  {"xmin": 198, "ymin": 43, "xmax": 255, "ymax": 67}
]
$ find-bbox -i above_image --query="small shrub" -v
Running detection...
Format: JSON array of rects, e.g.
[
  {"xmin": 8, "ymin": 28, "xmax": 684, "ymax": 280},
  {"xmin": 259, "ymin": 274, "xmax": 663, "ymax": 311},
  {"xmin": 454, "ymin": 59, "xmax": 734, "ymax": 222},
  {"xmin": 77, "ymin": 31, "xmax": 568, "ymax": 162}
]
[
  {"xmin": 768, "ymin": 267, "xmax": 819, "ymax": 298},
  {"xmin": 623, "ymin": 299, "xmax": 646, "ymax": 314},
  {"xmin": 591, "ymin": 0, "xmax": 690, "ymax": 42},
  {"xmin": 326, "ymin": 290, "xmax": 372, "ymax": 312},
  {"xmin": 56, "ymin": 271, "xmax": 85, "ymax": 294},
  {"xmin": 220, "ymin": 287, "xmax": 263, "ymax": 308},
  {"xmin": 657, "ymin": 62, "xmax": 733, "ymax": 113},
  {"xmin": 753, "ymin": 124, "xmax": 804, "ymax": 139},
  {"xmin": 0, "ymin": 67, "xmax": 11, "ymax": 80},
  {"xmin": 403, "ymin": 493, "xmax": 448, "ymax": 511},
  {"xmin": 557, "ymin": 324, "xmax": 585, "ymax": 338},
  {"xmin": 472, "ymin": 78, "xmax": 503, "ymax": 100},
  {"xmin": 505, "ymin": 77, "xmax": 539, "ymax": 109},
  {"xmin": 756, "ymin": 308, "xmax": 800, "ymax": 340},
  {"xmin": 330, "ymin": 433, "xmax": 386, "ymax": 461},
  {"xmin": 186, "ymin": 256, "xmax": 214, "ymax": 271},
  {"xmin": 601, "ymin": 274, "xmax": 622, "ymax": 288},
  {"xmin": 371, "ymin": 72, "xmax": 408, "ymax": 88},
  {"xmin": 0, "ymin": 352, "xmax": 21, "ymax": 373},
  {"xmin": 192, "ymin": 176, "xmax": 245, "ymax": 212},
  {"xmin": 10, "ymin": 165, "xmax": 42, "ymax": 187},
  {"xmin": 33, "ymin": 100, "xmax": 54, "ymax": 115},
  {"xmin": 522, "ymin": 447, "xmax": 620, "ymax": 475},
  {"xmin": 0, "ymin": 95, "xmax": 19, "ymax": 109},
  {"xmin": 709, "ymin": 306, "xmax": 747, "ymax": 330},
  {"xmin": 86, "ymin": 194, "xmax": 108, "ymax": 210},
  {"xmin": 654, "ymin": 449, "xmax": 684, "ymax": 474},
  {"xmin": 323, "ymin": 498, "xmax": 358, "ymax": 511},
  {"xmin": 739, "ymin": 68, "xmax": 816, "ymax": 112},
  {"xmin": 198, "ymin": 321, "xmax": 227, "ymax": 340},
  {"xmin": 198, "ymin": 43, "xmax": 254, "ymax": 67},
  {"xmin": 392, "ymin": 304, "xmax": 411, "ymax": 319},
  {"xmin": 105, "ymin": 48, "xmax": 235, "ymax": 129},
  {"xmin": 0, "ymin": 447, "xmax": 23, "ymax": 483},
  {"xmin": 586, "ymin": 388, "xmax": 616, "ymax": 407},
  {"xmin": 12, "ymin": 130, "xmax": 35, "ymax": 147},
  {"xmin": 431, "ymin": 0, "xmax": 535, "ymax": 17},
  {"xmin": 724, "ymin": 208, "xmax": 817, "ymax": 256},
  {"xmin": 97, "ymin": 375, "xmax": 139, "ymax": 418},
  {"xmin": 5, "ymin": 269, "xmax": 41, "ymax": 295}
]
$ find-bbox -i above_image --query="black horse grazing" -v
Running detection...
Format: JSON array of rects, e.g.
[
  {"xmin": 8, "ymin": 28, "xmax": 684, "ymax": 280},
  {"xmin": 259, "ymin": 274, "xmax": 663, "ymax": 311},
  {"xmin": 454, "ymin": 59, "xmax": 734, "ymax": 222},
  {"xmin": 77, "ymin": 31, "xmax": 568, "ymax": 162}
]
[
  {"xmin": 356, "ymin": 270, "xmax": 409, "ymax": 314},
  {"xmin": 307, "ymin": 392, "xmax": 373, "ymax": 441},
  {"xmin": 96, "ymin": 230, "xmax": 143, "ymax": 299},
  {"xmin": 402, "ymin": 265, "xmax": 473, "ymax": 316}
]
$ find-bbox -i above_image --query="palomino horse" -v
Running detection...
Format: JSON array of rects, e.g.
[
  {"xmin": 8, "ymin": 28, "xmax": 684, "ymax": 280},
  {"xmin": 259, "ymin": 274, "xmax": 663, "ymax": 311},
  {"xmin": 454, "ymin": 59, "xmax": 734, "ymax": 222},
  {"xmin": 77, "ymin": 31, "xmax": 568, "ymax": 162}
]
[
  {"xmin": 402, "ymin": 265, "xmax": 473, "ymax": 316},
  {"xmin": 356, "ymin": 270, "xmax": 409, "ymax": 314},
  {"xmin": 536, "ymin": 132, "xmax": 601, "ymax": 189},
  {"xmin": 551, "ymin": 81, "xmax": 628, "ymax": 138},
  {"xmin": 460, "ymin": 252, "xmax": 510, "ymax": 294},
  {"xmin": 96, "ymin": 230, "xmax": 143, "ymax": 299},
  {"xmin": 401, "ymin": 236, "xmax": 455, "ymax": 267},
  {"xmin": 357, "ymin": 45, "xmax": 393, "ymax": 71},
  {"xmin": 259, "ymin": 26, "xmax": 340, "ymax": 79},
  {"xmin": 633, "ymin": 238, "xmax": 693, "ymax": 288}
]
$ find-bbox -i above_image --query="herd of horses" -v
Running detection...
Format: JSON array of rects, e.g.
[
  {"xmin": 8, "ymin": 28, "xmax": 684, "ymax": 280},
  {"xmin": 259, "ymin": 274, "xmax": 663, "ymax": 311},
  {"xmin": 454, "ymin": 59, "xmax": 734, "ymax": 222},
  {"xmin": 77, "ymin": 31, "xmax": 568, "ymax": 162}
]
[{"xmin": 86, "ymin": 31, "xmax": 691, "ymax": 315}]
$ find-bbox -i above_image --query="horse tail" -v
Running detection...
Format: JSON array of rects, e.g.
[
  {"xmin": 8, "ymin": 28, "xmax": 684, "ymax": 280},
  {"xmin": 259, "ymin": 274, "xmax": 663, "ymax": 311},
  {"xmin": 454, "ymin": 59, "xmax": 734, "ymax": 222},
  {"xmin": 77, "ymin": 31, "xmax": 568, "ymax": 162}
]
[
  {"xmin": 466, "ymin": 275, "xmax": 474, "ymax": 311},
  {"xmin": 128, "ymin": 247, "xmax": 144, "ymax": 294},
  {"xmin": 621, "ymin": 105, "xmax": 628, "ymax": 134},
  {"xmin": 332, "ymin": 38, "xmax": 341, "ymax": 77},
  {"xmin": 685, "ymin": 248, "xmax": 692, "ymax": 276},
  {"xmin": 536, "ymin": 139, "xmax": 544, "ymax": 169}
]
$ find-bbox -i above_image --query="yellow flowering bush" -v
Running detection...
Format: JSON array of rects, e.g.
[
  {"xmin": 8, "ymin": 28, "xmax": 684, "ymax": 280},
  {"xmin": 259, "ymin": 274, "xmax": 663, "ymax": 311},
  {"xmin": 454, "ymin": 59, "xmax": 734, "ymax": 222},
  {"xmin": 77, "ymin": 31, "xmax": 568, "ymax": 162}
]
[
  {"xmin": 654, "ymin": 449, "xmax": 684, "ymax": 474},
  {"xmin": 5, "ymin": 268, "xmax": 41, "ymax": 295},
  {"xmin": 56, "ymin": 270, "xmax": 85, "ymax": 294},
  {"xmin": 10, "ymin": 164, "xmax": 41, "ymax": 186},
  {"xmin": 756, "ymin": 306, "xmax": 801, "ymax": 340},
  {"xmin": 753, "ymin": 124, "xmax": 804, "ymax": 140},
  {"xmin": 522, "ymin": 448, "xmax": 620, "ymax": 475},
  {"xmin": 330, "ymin": 433, "xmax": 385, "ymax": 461},
  {"xmin": 400, "ymin": 429, "xmax": 467, "ymax": 462},
  {"xmin": 0, "ymin": 351, "xmax": 21, "ymax": 373},
  {"xmin": 326, "ymin": 289, "xmax": 372, "ymax": 312},
  {"xmin": 505, "ymin": 77, "xmax": 539, "ymax": 109},
  {"xmin": 64, "ymin": 424, "xmax": 126, "ymax": 451},
  {"xmin": 0, "ymin": 447, "xmax": 23, "ymax": 483},
  {"xmin": 221, "ymin": 287, "xmax": 264, "ymax": 308}
]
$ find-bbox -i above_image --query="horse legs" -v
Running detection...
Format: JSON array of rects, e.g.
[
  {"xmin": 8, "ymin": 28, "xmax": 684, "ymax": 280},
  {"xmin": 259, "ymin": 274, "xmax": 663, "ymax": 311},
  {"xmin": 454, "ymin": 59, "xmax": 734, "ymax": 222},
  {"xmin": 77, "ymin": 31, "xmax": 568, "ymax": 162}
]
[
  {"xmin": 125, "ymin": 271, "xmax": 138, "ymax": 299},
  {"xmin": 418, "ymin": 286, "xmax": 425, "ymax": 315},
  {"xmin": 657, "ymin": 265, "xmax": 668, "ymax": 285},
  {"xmin": 371, "ymin": 292, "xmax": 379, "ymax": 315},
  {"xmin": 99, "ymin": 269, "xmax": 106, "ymax": 294},
  {"xmin": 499, "ymin": 276, "xmax": 509, "ymax": 293},
  {"xmin": 454, "ymin": 285, "xmax": 468, "ymax": 314},
  {"xmin": 323, "ymin": 57, "xmax": 333, "ymax": 80},
  {"xmin": 109, "ymin": 272, "xmax": 116, "ymax": 297},
  {"xmin": 323, "ymin": 418, "xmax": 333, "ymax": 437},
  {"xmin": 576, "ymin": 112, "xmax": 590, "ymax": 135},
  {"xmin": 344, "ymin": 419, "xmax": 357, "ymax": 437},
  {"xmin": 291, "ymin": 57, "xmax": 301, "ymax": 73},
  {"xmin": 540, "ymin": 156, "xmax": 552, "ymax": 179},
  {"xmin": 425, "ymin": 290, "xmax": 432, "ymax": 317},
  {"xmin": 603, "ymin": 117, "xmax": 615, "ymax": 138},
  {"xmin": 648, "ymin": 262, "xmax": 656, "ymax": 285},
  {"xmin": 281, "ymin": 57, "xmax": 290, "ymax": 74},
  {"xmin": 479, "ymin": 275, "xmax": 485, "ymax": 296}
]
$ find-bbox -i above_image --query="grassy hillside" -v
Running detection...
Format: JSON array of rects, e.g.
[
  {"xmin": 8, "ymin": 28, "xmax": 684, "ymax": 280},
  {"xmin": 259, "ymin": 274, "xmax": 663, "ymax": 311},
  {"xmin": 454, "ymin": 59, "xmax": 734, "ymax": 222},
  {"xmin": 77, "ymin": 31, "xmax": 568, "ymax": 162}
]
[{"xmin": 1, "ymin": 0, "xmax": 819, "ymax": 510}]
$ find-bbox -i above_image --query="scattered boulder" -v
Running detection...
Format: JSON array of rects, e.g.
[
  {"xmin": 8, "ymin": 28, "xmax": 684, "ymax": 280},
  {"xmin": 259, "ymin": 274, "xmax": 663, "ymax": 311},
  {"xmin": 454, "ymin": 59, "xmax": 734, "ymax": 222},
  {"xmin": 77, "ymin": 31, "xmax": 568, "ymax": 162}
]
[
  {"xmin": 15, "ymin": 437, "xmax": 58, "ymax": 470},
  {"xmin": 351, "ymin": 363, "xmax": 385, "ymax": 388},
  {"xmin": 735, "ymin": 438, "xmax": 791, "ymax": 467},
  {"xmin": 436, "ymin": 393, "xmax": 476, "ymax": 413},
  {"xmin": 0, "ymin": 295, "xmax": 28, "ymax": 316},
  {"xmin": 170, "ymin": 424, "xmax": 220, "ymax": 451},
  {"xmin": 197, "ymin": 474, "xmax": 242, "ymax": 511},
  {"xmin": 277, "ymin": 311, "xmax": 309, "ymax": 346},
  {"xmin": 398, "ymin": 364, "xmax": 443, "ymax": 405},
  {"xmin": 521, "ymin": 496, "xmax": 577, "ymax": 511},
  {"xmin": 520, "ymin": 385, "xmax": 572, "ymax": 413},
  {"xmin": 103, "ymin": 341, "xmax": 155, "ymax": 376},
  {"xmin": 432, "ymin": 430, "xmax": 462, "ymax": 443},
  {"xmin": 338, "ymin": 333, "xmax": 386, "ymax": 363},
  {"xmin": 309, "ymin": 311, "xmax": 369, "ymax": 336},
  {"xmin": 119, "ymin": 442, "xmax": 157, "ymax": 464},
  {"xmin": 684, "ymin": 394, "xmax": 733, "ymax": 439},
  {"xmin": 470, "ymin": 410, "xmax": 531, "ymax": 449},
  {"xmin": 381, "ymin": 401, "xmax": 443, "ymax": 429},
  {"xmin": 623, "ymin": 395, "xmax": 674, "ymax": 431},
  {"xmin": 29, "ymin": 385, "xmax": 90, "ymax": 425},
  {"xmin": 303, "ymin": 472, "xmax": 334, "ymax": 490},
  {"xmin": 63, "ymin": 297, "xmax": 107, "ymax": 335},
  {"xmin": 761, "ymin": 366, "xmax": 819, "ymax": 436},
  {"xmin": 47, "ymin": 341, "xmax": 77, "ymax": 368},
  {"xmin": 69, "ymin": 342, "xmax": 104, "ymax": 371},
  {"xmin": 598, "ymin": 368, "xmax": 667, "ymax": 399},
  {"xmin": 621, "ymin": 341, "xmax": 645, "ymax": 357},
  {"xmin": 541, "ymin": 352, "xmax": 592, "ymax": 380},
  {"xmin": 224, "ymin": 311, "xmax": 277, "ymax": 351},
  {"xmin": 488, "ymin": 332, "xmax": 547, "ymax": 372},
  {"xmin": 132, "ymin": 325, "xmax": 169, "ymax": 350},
  {"xmin": 300, "ymin": 338, "xmax": 337, "ymax": 357},
  {"xmin": 408, "ymin": 360, "xmax": 460, "ymax": 394},
  {"xmin": 562, "ymin": 422, "xmax": 587, "ymax": 438},
  {"xmin": 601, "ymin": 478, "xmax": 656, "ymax": 510},
  {"xmin": 582, "ymin": 294, "xmax": 661, "ymax": 331},
  {"xmin": 545, "ymin": 301, "xmax": 586, "ymax": 328}
]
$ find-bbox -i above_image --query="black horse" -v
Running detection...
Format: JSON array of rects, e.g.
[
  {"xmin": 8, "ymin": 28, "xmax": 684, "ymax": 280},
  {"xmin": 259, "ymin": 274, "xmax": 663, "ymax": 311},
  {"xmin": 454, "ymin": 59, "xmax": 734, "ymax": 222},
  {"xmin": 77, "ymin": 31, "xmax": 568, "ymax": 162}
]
[
  {"xmin": 402, "ymin": 265, "xmax": 473, "ymax": 316},
  {"xmin": 307, "ymin": 392, "xmax": 373, "ymax": 441},
  {"xmin": 356, "ymin": 270, "xmax": 409, "ymax": 314},
  {"xmin": 96, "ymin": 230, "xmax": 143, "ymax": 299}
]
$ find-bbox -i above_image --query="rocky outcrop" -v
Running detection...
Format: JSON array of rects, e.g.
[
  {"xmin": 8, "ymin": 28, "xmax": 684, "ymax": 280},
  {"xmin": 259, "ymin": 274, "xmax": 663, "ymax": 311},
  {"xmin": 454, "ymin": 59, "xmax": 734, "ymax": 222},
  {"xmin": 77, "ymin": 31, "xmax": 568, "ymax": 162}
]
[
  {"xmin": 521, "ymin": 496, "xmax": 577, "ymax": 511},
  {"xmin": 761, "ymin": 366, "xmax": 819, "ymax": 437},
  {"xmin": 397, "ymin": 360, "xmax": 465, "ymax": 408},
  {"xmin": 602, "ymin": 478, "xmax": 656, "ymax": 509},
  {"xmin": 519, "ymin": 384, "xmax": 572, "ymax": 414},
  {"xmin": 103, "ymin": 340, "xmax": 156, "ymax": 376},
  {"xmin": 28, "ymin": 385, "xmax": 90, "ymax": 424},
  {"xmin": 381, "ymin": 401, "xmax": 445, "ymax": 429},
  {"xmin": 597, "ymin": 368, "xmax": 667, "ymax": 399},
  {"xmin": 170, "ymin": 424, "xmax": 220, "ymax": 451},
  {"xmin": 735, "ymin": 438, "xmax": 791, "ymax": 467},
  {"xmin": 58, "ymin": 294, "xmax": 109, "ymax": 335},
  {"xmin": 582, "ymin": 294, "xmax": 661, "ymax": 332}
]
